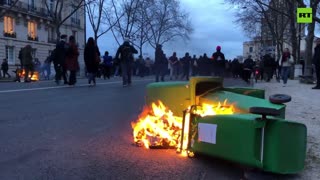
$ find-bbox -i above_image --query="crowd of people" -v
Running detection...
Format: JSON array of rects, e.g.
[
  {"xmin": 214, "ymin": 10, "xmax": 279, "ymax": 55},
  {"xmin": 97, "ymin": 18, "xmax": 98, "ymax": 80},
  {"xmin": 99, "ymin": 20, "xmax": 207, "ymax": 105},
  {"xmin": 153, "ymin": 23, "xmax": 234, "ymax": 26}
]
[{"xmin": 4, "ymin": 36, "xmax": 320, "ymax": 89}]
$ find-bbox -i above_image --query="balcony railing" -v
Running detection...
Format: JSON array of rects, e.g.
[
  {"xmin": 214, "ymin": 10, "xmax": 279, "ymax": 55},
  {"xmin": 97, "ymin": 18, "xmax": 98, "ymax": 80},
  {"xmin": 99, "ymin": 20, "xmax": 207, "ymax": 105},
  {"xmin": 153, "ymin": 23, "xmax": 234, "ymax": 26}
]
[
  {"xmin": 28, "ymin": 35, "xmax": 38, "ymax": 41},
  {"xmin": 12, "ymin": 1, "xmax": 52, "ymax": 17},
  {"xmin": 3, "ymin": 32, "xmax": 16, "ymax": 38},
  {"xmin": 0, "ymin": 0, "xmax": 14, "ymax": 6}
]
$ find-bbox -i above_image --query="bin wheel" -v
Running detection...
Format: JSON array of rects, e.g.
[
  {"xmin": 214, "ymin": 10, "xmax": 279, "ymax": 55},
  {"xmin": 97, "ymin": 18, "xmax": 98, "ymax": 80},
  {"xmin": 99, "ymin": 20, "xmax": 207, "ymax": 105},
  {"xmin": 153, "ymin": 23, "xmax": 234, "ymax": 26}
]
[
  {"xmin": 187, "ymin": 150, "xmax": 195, "ymax": 158},
  {"xmin": 269, "ymin": 94, "xmax": 291, "ymax": 104},
  {"xmin": 249, "ymin": 107, "xmax": 280, "ymax": 117}
]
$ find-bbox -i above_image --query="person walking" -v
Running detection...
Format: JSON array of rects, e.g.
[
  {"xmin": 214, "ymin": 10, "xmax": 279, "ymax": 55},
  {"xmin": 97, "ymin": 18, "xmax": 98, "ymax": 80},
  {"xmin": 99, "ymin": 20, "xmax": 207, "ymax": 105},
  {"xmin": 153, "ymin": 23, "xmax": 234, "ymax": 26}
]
[
  {"xmin": 21, "ymin": 45, "xmax": 34, "ymax": 83},
  {"xmin": 242, "ymin": 55, "xmax": 255, "ymax": 84},
  {"xmin": 181, "ymin": 52, "xmax": 191, "ymax": 80},
  {"xmin": 279, "ymin": 48, "xmax": 294, "ymax": 87},
  {"xmin": 1, "ymin": 59, "xmax": 11, "ymax": 78},
  {"xmin": 115, "ymin": 38, "xmax": 138, "ymax": 87},
  {"xmin": 211, "ymin": 46, "xmax": 226, "ymax": 77},
  {"xmin": 42, "ymin": 55, "xmax": 52, "ymax": 80},
  {"xmin": 54, "ymin": 34, "xmax": 69, "ymax": 85},
  {"xmin": 169, "ymin": 52, "xmax": 179, "ymax": 80},
  {"xmin": 312, "ymin": 38, "xmax": 320, "ymax": 89},
  {"xmin": 154, "ymin": 44, "xmax": 167, "ymax": 82},
  {"xmin": 102, "ymin": 51, "xmax": 113, "ymax": 79},
  {"xmin": 65, "ymin": 35, "xmax": 79, "ymax": 86},
  {"xmin": 84, "ymin": 37, "xmax": 100, "ymax": 86}
]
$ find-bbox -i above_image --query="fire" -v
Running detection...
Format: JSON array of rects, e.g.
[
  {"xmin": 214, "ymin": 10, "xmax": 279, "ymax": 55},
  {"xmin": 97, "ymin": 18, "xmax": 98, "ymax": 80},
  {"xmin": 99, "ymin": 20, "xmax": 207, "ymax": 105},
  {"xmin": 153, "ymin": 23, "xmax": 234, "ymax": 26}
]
[
  {"xmin": 18, "ymin": 69, "xmax": 39, "ymax": 81},
  {"xmin": 193, "ymin": 100, "xmax": 234, "ymax": 116},
  {"xmin": 131, "ymin": 101, "xmax": 182, "ymax": 149},
  {"xmin": 132, "ymin": 100, "xmax": 235, "ymax": 151}
]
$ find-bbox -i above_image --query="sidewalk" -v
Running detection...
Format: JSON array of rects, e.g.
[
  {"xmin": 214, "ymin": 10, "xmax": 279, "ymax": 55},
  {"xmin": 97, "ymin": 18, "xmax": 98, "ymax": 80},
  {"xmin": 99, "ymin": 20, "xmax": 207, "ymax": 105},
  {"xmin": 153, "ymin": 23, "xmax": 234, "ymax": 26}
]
[{"xmin": 254, "ymin": 79, "xmax": 320, "ymax": 180}]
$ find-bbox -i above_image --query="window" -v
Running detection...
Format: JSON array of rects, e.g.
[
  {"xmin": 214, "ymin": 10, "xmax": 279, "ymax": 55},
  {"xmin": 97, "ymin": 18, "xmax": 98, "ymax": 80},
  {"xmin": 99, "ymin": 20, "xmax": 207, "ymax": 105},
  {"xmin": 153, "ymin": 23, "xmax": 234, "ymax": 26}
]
[
  {"xmin": 28, "ymin": 21, "xmax": 38, "ymax": 41},
  {"xmin": 48, "ymin": 26, "xmax": 55, "ymax": 43},
  {"xmin": 249, "ymin": 47, "xmax": 253, "ymax": 53},
  {"xmin": 71, "ymin": 5, "xmax": 80, "ymax": 25},
  {"xmin": 72, "ymin": 30, "xmax": 77, "ymax": 41},
  {"xmin": 4, "ymin": 16, "xmax": 15, "ymax": 37},
  {"xmin": 31, "ymin": 48, "xmax": 37, "ymax": 59},
  {"xmin": 5, "ymin": 46, "xmax": 15, "ymax": 65},
  {"xmin": 4, "ymin": 0, "xmax": 13, "ymax": 5},
  {"xmin": 28, "ymin": 0, "xmax": 35, "ymax": 11}
]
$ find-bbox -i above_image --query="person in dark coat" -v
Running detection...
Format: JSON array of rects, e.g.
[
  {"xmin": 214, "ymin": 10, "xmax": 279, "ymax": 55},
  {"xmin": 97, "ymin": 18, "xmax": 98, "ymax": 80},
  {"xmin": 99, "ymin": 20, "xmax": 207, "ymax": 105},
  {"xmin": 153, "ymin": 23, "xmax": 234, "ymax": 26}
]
[
  {"xmin": 1, "ymin": 59, "xmax": 11, "ymax": 78},
  {"xmin": 154, "ymin": 44, "xmax": 167, "ymax": 82},
  {"xmin": 115, "ymin": 38, "xmax": 138, "ymax": 86},
  {"xmin": 181, "ymin": 52, "xmax": 191, "ymax": 80},
  {"xmin": 169, "ymin": 52, "xmax": 179, "ymax": 80},
  {"xmin": 84, "ymin": 37, "xmax": 100, "ymax": 86},
  {"xmin": 242, "ymin": 55, "xmax": 255, "ymax": 83},
  {"xmin": 211, "ymin": 46, "xmax": 226, "ymax": 77},
  {"xmin": 65, "ymin": 35, "xmax": 79, "ymax": 86},
  {"xmin": 54, "ymin": 34, "xmax": 69, "ymax": 85},
  {"xmin": 21, "ymin": 44, "xmax": 34, "ymax": 82},
  {"xmin": 312, "ymin": 38, "xmax": 320, "ymax": 89}
]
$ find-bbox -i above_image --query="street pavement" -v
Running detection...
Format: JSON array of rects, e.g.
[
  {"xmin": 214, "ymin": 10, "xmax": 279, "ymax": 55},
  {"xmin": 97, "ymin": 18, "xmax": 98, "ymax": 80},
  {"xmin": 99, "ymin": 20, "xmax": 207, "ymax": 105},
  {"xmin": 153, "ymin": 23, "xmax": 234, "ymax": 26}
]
[{"xmin": 0, "ymin": 76, "xmax": 301, "ymax": 180}]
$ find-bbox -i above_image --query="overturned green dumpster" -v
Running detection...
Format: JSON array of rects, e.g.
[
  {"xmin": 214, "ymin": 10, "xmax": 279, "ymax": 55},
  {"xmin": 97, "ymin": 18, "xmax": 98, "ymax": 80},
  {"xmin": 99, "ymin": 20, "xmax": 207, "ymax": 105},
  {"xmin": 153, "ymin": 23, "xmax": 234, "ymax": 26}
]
[{"xmin": 132, "ymin": 77, "xmax": 306, "ymax": 174}]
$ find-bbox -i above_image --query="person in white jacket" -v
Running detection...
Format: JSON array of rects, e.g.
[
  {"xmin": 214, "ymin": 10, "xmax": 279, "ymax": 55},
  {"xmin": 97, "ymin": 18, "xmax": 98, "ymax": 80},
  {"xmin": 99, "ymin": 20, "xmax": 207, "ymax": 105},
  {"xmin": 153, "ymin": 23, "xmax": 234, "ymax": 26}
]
[{"xmin": 278, "ymin": 48, "xmax": 294, "ymax": 87}]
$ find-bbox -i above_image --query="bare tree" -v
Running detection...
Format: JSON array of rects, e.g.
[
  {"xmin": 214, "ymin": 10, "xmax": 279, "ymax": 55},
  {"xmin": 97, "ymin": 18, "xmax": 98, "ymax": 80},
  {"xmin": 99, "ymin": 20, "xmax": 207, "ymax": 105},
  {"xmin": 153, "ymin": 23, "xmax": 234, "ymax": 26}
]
[
  {"xmin": 43, "ymin": 0, "xmax": 94, "ymax": 41},
  {"xmin": 130, "ymin": 0, "xmax": 154, "ymax": 56},
  {"xmin": 234, "ymin": 6, "xmax": 262, "ymax": 39},
  {"xmin": 86, "ymin": 0, "xmax": 122, "ymax": 45},
  {"xmin": 226, "ymin": 0, "xmax": 290, "ymax": 60},
  {"xmin": 107, "ymin": 0, "xmax": 140, "ymax": 45},
  {"xmin": 300, "ymin": 0, "xmax": 320, "ymax": 75},
  {"xmin": 146, "ymin": 0, "xmax": 193, "ymax": 49}
]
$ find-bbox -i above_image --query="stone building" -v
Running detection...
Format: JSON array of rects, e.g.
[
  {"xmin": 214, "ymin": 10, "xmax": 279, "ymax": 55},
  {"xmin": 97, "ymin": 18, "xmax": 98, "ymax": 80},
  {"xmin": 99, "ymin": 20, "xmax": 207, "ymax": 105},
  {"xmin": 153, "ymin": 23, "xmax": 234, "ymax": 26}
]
[{"xmin": 0, "ymin": 0, "xmax": 85, "ymax": 76}]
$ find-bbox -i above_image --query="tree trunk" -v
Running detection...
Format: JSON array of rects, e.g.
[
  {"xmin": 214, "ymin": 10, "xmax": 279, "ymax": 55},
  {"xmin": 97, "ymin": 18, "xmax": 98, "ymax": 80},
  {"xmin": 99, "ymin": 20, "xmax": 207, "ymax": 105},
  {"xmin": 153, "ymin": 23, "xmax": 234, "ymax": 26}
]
[
  {"xmin": 94, "ymin": 33, "xmax": 98, "ymax": 45},
  {"xmin": 55, "ymin": 24, "xmax": 61, "ymax": 43},
  {"xmin": 304, "ymin": 22, "xmax": 315, "ymax": 76},
  {"xmin": 287, "ymin": 2, "xmax": 298, "ymax": 64},
  {"xmin": 139, "ymin": 47, "xmax": 143, "ymax": 57}
]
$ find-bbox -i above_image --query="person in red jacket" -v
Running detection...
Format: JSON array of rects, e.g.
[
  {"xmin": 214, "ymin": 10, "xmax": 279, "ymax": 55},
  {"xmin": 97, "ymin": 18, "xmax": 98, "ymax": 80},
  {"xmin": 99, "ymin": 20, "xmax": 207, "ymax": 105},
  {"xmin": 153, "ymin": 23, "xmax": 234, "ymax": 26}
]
[{"xmin": 65, "ymin": 36, "xmax": 79, "ymax": 86}]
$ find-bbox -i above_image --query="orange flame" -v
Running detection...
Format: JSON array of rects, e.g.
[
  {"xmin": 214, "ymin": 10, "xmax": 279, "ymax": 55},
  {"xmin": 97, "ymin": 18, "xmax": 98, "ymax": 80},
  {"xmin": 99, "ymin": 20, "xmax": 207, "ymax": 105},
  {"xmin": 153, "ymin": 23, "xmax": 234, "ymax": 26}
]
[
  {"xmin": 132, "ymin": 100, "xmax": 234, "ymax": 151},
  {"xmin": 18, "ymin": 69, "xmax": 39, "ymax": 81}
]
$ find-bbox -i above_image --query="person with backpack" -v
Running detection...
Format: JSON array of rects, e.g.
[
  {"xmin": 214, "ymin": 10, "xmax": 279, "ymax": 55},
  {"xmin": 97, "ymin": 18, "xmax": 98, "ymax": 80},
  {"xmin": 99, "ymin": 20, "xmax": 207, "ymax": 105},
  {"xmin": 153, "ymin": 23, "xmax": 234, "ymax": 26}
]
[{"xmin": 115, "ymin": 38, "xmax": 138, "ymax": 87}]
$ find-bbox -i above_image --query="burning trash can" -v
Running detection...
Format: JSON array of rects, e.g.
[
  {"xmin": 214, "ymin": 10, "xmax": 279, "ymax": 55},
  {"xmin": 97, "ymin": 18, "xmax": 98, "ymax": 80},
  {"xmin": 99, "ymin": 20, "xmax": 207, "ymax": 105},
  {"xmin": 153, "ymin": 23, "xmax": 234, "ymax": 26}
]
[{"xmin": 132, "ymin": 77, "xmax": 307, "ymax": 174}]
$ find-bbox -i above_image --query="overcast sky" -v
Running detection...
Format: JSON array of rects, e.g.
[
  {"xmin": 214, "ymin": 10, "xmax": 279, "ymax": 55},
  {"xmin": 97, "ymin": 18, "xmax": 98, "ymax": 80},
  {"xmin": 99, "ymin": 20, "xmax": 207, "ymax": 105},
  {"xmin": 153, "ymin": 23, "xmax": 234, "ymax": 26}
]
[{"xmin": 86, "ymin": 0, "xmax": 248, "ymax": 60}]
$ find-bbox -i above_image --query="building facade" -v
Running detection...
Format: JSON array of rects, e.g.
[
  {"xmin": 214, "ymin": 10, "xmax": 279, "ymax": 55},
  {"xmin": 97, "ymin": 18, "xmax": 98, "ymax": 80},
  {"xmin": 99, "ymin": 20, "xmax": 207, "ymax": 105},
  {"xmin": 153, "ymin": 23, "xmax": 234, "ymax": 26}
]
[{"xmin": 0, "ymin": 0, "xmax": 85, "ymax": 75}]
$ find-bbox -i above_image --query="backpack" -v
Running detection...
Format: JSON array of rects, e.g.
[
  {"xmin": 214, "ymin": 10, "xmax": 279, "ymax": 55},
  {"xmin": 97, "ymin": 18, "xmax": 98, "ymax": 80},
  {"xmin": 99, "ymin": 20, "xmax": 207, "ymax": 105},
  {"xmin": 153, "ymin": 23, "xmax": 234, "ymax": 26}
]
[{"xmin": 121, "ymin": 45, "xmax": 132, "ymax": 60}]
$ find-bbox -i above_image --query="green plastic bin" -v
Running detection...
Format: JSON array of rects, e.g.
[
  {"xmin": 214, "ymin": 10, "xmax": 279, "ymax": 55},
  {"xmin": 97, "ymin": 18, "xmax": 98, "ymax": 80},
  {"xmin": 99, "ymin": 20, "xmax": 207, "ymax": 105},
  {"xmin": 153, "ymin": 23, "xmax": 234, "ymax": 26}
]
[{"xmin": 188, "ymin": 114, "xmax": 307, "ymax": 174}]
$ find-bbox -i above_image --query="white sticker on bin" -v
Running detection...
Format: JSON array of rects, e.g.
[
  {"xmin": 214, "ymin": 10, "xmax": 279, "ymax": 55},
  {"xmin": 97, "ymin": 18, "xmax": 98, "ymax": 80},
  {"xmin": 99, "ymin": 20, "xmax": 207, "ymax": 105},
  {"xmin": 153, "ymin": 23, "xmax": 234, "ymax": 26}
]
[{"xmin": 198, "ymin": 123, "xmax": 217, "ymax": 144}]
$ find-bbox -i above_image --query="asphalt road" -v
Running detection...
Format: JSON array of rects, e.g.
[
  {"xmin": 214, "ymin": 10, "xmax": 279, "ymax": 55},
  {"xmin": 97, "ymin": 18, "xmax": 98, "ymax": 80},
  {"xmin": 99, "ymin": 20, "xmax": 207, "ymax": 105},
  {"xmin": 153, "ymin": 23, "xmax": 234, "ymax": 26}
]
[{"xmin": 0, "ymin": 76, "xmax": 297, "ymax": 180}]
